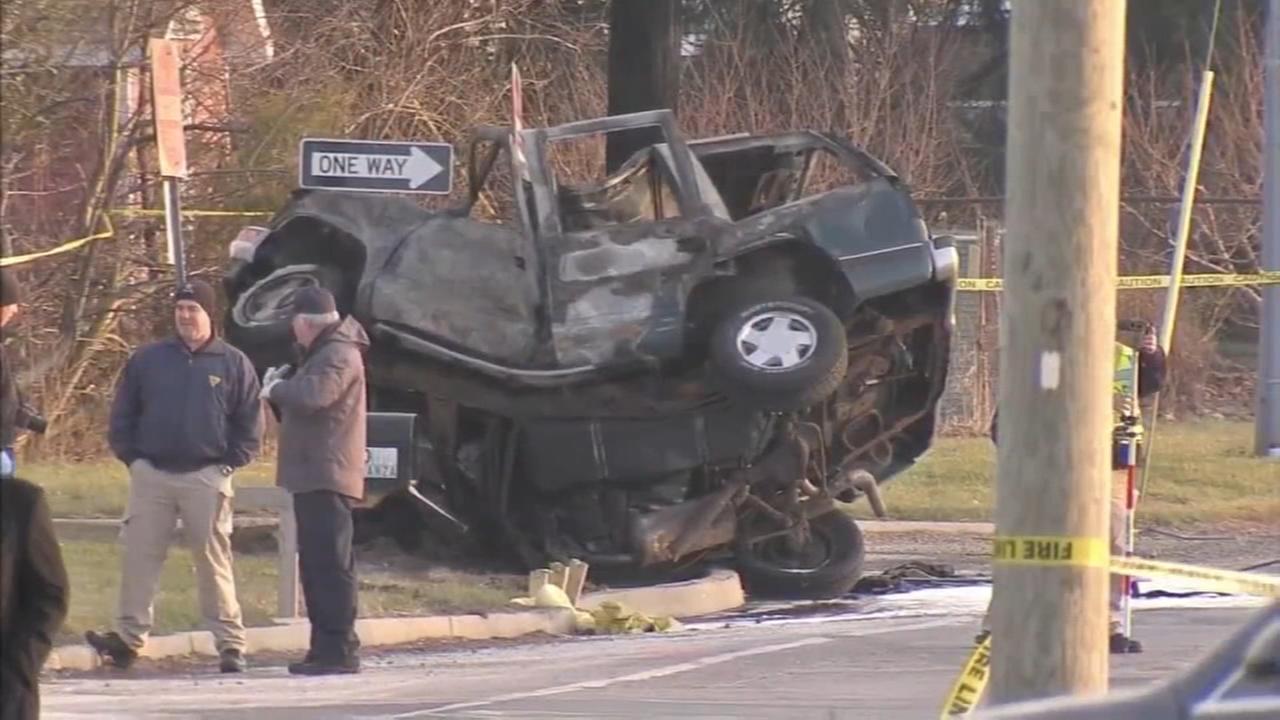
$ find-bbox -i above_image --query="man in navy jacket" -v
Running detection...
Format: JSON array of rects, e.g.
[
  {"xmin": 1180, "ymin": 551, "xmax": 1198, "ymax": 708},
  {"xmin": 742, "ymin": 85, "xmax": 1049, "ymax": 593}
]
[{"xmin": 86, "ymin": 280, "xmax": 263, "ymax": 673}]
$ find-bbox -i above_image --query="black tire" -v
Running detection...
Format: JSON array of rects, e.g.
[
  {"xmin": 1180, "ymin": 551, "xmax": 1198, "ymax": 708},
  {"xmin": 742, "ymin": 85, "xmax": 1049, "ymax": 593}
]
[
  {"xmin": 225, "ymin": 263, "xmax": 345, "ymax": 368},
  {"xmin": 733, "ymin": 510, "xmax": 865, "ymax": 599},
  {"xmin": 708, "ymin": 296, "xmax": 848, "ymax": 412}
]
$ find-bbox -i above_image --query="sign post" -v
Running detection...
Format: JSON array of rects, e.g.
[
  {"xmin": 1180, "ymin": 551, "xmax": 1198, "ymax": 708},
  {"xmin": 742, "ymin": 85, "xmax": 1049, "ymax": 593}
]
[
  {"xmin": 298, "ymin": 139, "xmax": 453, "ymax": 194},
  {"xmin": 149, "ymin": 38, "xmax": 189, "ymax": 287}
]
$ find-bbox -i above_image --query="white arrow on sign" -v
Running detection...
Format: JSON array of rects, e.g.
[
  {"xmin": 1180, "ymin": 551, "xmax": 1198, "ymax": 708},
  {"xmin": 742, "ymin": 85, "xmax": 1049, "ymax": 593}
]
[{"xmin": 310, "ymin": 146, "xmax": 444, "ymax": 189}]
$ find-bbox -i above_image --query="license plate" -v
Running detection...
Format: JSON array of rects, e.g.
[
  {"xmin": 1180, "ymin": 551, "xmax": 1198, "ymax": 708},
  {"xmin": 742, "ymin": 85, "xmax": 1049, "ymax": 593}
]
[{"xmin": 365, "ymin": 447, "xmax": 398, "ymax": 479}]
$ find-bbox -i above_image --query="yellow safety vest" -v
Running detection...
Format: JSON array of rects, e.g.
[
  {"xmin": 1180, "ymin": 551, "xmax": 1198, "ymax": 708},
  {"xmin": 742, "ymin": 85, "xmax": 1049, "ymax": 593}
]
[{"xmin": 1113, "ymin": 341, "xmax": 1142, "ymax": 446}]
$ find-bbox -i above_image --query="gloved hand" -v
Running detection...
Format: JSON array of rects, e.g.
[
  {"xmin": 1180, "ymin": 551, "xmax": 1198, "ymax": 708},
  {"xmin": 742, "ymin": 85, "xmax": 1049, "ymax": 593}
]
[
  {"xmin": 260, "ymin": 365, "xmax": 290, "ymax": 400},
  {"xmin": 262, "ymin": 365, "xmax": 289, "ymax": 385},
  {"xmin": 260, "ymin": 379, "xmax": 281, "ymax": 400}
]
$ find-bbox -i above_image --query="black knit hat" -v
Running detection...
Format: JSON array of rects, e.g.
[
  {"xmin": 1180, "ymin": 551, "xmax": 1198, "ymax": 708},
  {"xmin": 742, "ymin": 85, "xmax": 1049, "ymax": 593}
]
[
  {"xmin": 174, "ymin": 278, "xmax": 218, "ymax": 320},
  {"xmin": 0, "ymin": 268, "xmax": 22, "ymax": 306},
  {"xmin": 292, "ymin": 286, "xmax": 337, "ymax": 316}
]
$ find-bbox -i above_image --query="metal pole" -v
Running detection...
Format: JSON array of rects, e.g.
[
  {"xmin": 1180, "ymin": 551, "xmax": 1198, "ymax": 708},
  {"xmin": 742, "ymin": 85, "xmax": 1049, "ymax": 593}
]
[
  {"xmin": 1157, "ymin": 71, "xmax": 1215, "ymax": 352},
  {"xmin": 992, "ymin": 0, "xmax": 1124, "ymax": 705},
  {"xmin": 161, "ymin": 175, "xmax": 187, "ymax": 287},
  {"xmin": 1258, "ymin": 0, "xmax": 1280, "ymax": 458}
]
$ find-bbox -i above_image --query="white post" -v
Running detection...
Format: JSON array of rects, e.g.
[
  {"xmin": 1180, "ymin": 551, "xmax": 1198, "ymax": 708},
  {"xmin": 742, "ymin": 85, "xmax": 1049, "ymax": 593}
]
[{"xmin": 277, "ymin": 494, "xmax": 301, "ymax": 619}]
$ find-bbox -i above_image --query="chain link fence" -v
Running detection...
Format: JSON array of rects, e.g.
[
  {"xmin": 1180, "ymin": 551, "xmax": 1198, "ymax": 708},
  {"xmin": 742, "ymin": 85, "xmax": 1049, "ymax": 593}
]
[{"xmin": 936, "ymin": 219, "xmax": 1003, "ymax": 436}]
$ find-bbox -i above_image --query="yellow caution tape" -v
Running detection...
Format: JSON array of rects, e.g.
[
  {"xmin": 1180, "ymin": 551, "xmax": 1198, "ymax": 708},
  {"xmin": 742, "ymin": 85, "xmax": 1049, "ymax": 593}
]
[
  {"xmin": 958, "ymin": 270, "xmax": 1280, "ymax": 292},
  {"xmin": 1111, "ymin": 556, "xmax": 1280, "ymax": 598},
  {"xmin": 992, "ymin": 536, "xmax": 1110, "ymax": 568},
  {"xmin": 940, "ymin": 632, "xmax": 991, "ymax": 718},
  {"xmin": 944, "ymin": 552, "xmax": 1276, "ymax": 717},
  {"xmin": 992, "ymin": 536, "xmax": 1280, "ymax": 597},
  {"xmin": 109, "ymin": 208, "xmax": 273, "ymax": 218},
  {"xmin": 1, "ymin": 229, "xmax": 114, "ymax": 267}
]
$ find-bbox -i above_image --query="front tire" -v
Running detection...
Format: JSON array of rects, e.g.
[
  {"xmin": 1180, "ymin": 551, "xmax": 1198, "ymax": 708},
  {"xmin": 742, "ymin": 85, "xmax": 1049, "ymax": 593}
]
[
  {"xmin": 708, "ymin": 296, "xmax": 848, "ymax": 412},
  {"xmin": 225, "ymin": 263, "xmax": 345, "ymax": 367},
  {"xmin": 733, "ymin": 510, "xmax": 865, "ymax": 599}
]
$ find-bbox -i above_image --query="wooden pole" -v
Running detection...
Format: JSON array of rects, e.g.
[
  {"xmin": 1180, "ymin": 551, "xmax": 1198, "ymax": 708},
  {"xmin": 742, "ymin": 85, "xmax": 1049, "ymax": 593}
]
[
  {"xmin": 604, "ymin": 0, "xmax": 681, "ymax": 172},
  {"xmin": 991, "ymin": 0, "xmax": 1126, "ymax": 706}
]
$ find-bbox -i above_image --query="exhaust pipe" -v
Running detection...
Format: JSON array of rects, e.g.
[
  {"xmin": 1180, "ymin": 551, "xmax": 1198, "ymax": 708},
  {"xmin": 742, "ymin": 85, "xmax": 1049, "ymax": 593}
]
[{"xmin": 845, "ymin": 468, "xmax": 888, "ymax": 519}]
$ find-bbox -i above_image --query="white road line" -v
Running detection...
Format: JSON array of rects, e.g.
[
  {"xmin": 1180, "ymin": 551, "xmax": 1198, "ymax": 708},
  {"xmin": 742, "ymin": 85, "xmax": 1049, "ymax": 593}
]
[{"xmin": 379, "ymin": 617, "xmax": 960, "ymax": 719}]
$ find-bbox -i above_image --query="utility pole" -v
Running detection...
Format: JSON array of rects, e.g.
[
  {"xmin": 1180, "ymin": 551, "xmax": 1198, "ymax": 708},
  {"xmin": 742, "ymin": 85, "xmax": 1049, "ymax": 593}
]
[
  {"xmin": 605, "ymin": 0, "xmax": 681, "ymax": 172},
  {"xmin": 991, "ymin": 0, "xmax": 1126, "ymax": 706},
  {"xmin": 1258, "ymin": 0, "xmax": 1280, "ymax": 458}
]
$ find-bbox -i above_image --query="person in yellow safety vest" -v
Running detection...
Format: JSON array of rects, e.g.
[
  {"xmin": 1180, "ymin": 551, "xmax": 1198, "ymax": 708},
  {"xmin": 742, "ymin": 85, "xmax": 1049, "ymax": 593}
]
[{"xmin": 981, "ymin": 320, "xmax": 1166, "ymax": 654}]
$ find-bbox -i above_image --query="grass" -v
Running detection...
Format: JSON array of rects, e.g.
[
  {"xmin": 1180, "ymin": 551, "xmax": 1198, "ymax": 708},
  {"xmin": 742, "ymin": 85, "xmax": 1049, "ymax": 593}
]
[
  {"xmin": 22, "ymin": 460, "xmax": 278, "ymax": 518},
  {"xmin": 57, "ymin": 539, "xmax": 522, "ymax": 645},
  {"xmin": 848, "ymin": 420, "xmax": 1280, "ymax": 526},
  {"xmin": 21, "ymin": 421, "xmax": 1276, "ymax": 525},
  {"xmin": 30, "ymin": 420, "xmax": 1273, "ymax": 643}
]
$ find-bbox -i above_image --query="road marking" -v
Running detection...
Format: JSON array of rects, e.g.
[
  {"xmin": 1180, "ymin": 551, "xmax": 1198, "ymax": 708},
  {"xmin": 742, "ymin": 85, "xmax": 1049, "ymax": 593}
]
[{"xmin": 380, "ymin": 618, "xmax": 960, "ymax": 718}]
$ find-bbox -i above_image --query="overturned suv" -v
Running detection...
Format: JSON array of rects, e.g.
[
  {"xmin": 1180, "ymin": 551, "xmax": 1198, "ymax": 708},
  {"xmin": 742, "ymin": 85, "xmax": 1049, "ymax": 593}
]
[{"xmin": 224, "ymin": 110, "xmax": 957, "ymax": 598}]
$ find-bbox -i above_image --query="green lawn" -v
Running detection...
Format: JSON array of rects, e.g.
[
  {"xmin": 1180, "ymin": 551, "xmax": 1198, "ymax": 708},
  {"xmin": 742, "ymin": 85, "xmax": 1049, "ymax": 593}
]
[
  {"xmin": 21, "ymin": 421, "xmax": 1277, "ymax": 526},
  {"xmin": 849, "ymin": 420, "xmax": 1279, "ymax": 525},
  {"xmin": 28, "ymin": 420, "xmax": 1274, "ymax": 643},
  {"xmin": 57, "ymin": 540, "xmax": 522, "ymax": 645},
  {"xmin": 22, "ymin": 460, "xmax": 278, "ymax": 518}
]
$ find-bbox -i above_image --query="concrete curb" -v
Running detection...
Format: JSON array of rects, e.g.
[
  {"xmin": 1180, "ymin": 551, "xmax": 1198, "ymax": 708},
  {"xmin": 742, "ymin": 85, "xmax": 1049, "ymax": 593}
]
[
  {"xmin": 45, "ymin": 569, "xmax": 746, "ymax": 672},
  {"xmin": 577, "ymin": 568, "xmax": 746, "ymax": 619}
]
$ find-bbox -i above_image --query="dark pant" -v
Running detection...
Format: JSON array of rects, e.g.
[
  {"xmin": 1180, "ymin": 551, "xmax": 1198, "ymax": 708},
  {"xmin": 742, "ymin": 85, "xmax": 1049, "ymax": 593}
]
[
  {"xmin": 0, "ymin": 667, "xmax": 39, "ymax": 720},
  {"xmin": 293, "ymin": 490, "xmax": 360, "ymax": 661}
]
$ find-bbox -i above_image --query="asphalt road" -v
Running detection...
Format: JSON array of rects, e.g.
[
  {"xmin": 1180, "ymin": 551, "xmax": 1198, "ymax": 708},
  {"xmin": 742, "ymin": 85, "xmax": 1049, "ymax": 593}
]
[{"xmin": 42, "ymin": 600, "xmax": 1268, "ymax": 720}]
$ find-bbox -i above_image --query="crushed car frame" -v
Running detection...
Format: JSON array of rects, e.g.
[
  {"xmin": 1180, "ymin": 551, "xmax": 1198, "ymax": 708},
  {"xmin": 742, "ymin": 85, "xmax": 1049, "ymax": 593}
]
[{"xmin": 223, "ymin": 110, "xmax": 958, "ymax": 598}]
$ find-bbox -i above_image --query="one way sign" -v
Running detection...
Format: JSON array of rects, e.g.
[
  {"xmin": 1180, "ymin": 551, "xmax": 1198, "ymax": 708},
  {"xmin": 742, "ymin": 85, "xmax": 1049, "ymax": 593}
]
[{"xmin": 299, "ymin": 138, "xmax": 453, "ymax": 195}]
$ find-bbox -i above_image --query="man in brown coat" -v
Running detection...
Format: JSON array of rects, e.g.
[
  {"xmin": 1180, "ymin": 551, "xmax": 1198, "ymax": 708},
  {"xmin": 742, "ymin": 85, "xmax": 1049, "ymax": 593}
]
[{"xmin": 260, "ymin": 286, "xmax": 368, "ymax": 675}]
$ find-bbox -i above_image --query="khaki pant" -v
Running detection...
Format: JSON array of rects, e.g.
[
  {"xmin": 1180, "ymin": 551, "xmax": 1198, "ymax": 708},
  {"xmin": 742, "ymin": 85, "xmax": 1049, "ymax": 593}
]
[
  {"xmin": 115, "ymin": 460, "xmax": 246, "ymax": 652},
  {"xmin": 982, "ymin": 470, "xmax": 1130, "ymax": 635}
]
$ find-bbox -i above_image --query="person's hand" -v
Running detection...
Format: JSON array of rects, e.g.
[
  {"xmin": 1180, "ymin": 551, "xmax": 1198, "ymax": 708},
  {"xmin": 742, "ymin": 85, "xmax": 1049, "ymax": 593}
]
[
  {"xmin": 1141, "ymin": 327, "xmax": 1158, "ymax": 352},
  {"xmin": 260, "ymin": 377, "xmax": 282, "ymax": 400},
  {"xmin": 262, "ymin": 365, "xmax": 287, "ymax": 386}
]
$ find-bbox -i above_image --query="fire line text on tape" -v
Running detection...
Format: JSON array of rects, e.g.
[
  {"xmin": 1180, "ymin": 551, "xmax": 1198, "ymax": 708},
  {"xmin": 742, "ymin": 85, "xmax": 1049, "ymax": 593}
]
[
  {"xmin": 992, "ymin": 536, "xmax": 1110, "ymax": 569},
  {"xmin": 939, "ymin": 633, "xmax": 991, "ymax": 719}
]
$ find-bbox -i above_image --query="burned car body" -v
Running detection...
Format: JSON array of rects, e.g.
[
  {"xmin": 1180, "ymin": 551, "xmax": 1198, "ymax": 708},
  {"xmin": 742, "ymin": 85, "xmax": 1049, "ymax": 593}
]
[{"xmin": 223, "ymin": 110, "xmax": 956, "ymax": 598}]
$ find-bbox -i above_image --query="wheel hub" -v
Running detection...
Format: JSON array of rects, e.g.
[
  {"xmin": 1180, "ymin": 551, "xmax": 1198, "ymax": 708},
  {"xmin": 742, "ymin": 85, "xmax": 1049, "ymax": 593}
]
[
  {"xmin": 235, "ymin": 265, "xmax": 322, "ymax": 325},
  {"xmin": 736, "ymin": 311, "xmax": 818, "ymax": 370}
]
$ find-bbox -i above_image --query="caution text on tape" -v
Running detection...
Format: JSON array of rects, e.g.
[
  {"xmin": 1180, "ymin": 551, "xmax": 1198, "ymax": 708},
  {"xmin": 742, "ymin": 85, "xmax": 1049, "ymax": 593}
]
[
  {"xmin": 958, "ymin": 270, "xmax": 1280, "ymax": 292},
  {"xmin": 1111, "ymin": 556, "xmax": 1280, "ymax": 598},
  {"xmin": 940, "ymin": 632, "xmax": 991, "ymax": 719}
]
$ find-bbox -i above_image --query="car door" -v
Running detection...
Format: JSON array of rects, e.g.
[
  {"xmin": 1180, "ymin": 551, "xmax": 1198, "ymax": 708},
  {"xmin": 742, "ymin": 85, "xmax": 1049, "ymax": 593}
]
[{"xmin": 524, "ymin": 134, "xmax": 731, "ymax": 368}]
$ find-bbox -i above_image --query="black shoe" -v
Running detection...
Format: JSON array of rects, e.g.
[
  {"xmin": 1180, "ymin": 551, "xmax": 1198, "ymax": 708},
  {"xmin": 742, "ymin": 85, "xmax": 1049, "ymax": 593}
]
[
  {"xmin": 974, "ymin": 630, "xmax": 991, "ymax": 645},
  {"xmin": 85, "ymin": 631, "xmax": 139, "ymax": 670},
  {"xmin": 1110, "ymin": 632, "xmax": 1144, "ymax": 654},
  {"xmin": 220, "ymin": 648, "xmax": 247, "ymax": 673},
  {"xmin": 287, "ymin": 656, "xmax": 360, "ymax": 676}
]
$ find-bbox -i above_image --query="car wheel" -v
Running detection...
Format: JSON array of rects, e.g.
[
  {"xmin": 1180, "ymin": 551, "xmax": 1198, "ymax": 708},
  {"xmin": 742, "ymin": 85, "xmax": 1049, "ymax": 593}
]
[
  {"xmin": 708, "ymin": 296, "xmax": 848, "ymax": 412},
  {"xmin": 733, "ymin": 510, "xmax": 865, "ymax": 599},
  {"xmin": 226, "ymin": 263, "xmax": 345, "ymax": 366}
]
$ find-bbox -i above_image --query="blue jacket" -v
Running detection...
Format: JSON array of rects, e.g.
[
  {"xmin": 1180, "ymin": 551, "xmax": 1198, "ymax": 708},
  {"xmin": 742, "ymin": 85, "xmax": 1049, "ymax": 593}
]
[{"xmin": 108, "ymin": 337, "xmax": 263, "ymax": 473}]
